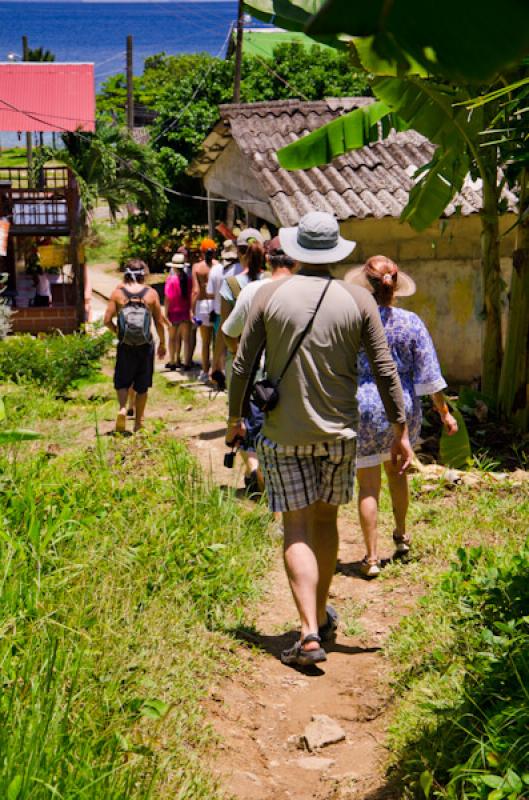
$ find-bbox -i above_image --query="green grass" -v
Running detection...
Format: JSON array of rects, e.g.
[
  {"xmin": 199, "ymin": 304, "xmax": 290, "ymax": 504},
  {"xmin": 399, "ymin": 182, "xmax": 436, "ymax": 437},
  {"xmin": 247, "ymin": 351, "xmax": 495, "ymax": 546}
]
[
  {"xmin": 0, "ymin": 147, "xmax": 27, "ymax": 167},
  {"xmin": 86, "ymin": 219, "xmax": 128, "ymax": 265},
  {"xmin": 0, "ymin": 430, "xmax": 272, "ymax": 799},
  {"xmin": 381, "ymin": 477, "xmax": 529, "ymax": 799},
  {"xmin": 0, "ymin": 355, "xmax": 274, "ymax": 799}
]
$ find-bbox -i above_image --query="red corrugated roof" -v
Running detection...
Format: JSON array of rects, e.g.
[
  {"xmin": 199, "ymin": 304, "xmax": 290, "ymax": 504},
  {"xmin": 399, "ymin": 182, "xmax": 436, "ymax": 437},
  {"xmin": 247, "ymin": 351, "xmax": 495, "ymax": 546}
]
[{"xmin": 0, "ymin": 63, "xmax": 95, "ymax": 132}]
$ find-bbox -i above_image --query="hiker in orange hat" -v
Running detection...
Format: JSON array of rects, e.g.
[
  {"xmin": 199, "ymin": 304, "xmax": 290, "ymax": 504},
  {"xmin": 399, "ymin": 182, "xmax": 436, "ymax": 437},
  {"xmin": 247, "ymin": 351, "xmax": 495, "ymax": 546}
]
[{"xmin": 191, "ymin": 238, "xmax": 219, "ymax": 382}]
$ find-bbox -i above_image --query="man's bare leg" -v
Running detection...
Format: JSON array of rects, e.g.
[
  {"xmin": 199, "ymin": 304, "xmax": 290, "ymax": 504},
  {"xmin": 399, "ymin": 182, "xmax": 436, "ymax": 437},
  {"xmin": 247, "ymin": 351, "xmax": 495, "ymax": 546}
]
[
  {"xmin": 116, "ymin": 387, "xmax": 129, "ymax": 432},
  {"xmin": 127, "ymin": 388, "xmax": 136, "ymax": 416},
  {"xmin": 283, "ymin": 504, "xmax": 322, "ymax": 650},
  {"xmin": 311, "ymin": 501, "xmax": 339, "ymax": 627},
  {"xmin": 134, "ymin": 391, "xmax": 148, "ymax": 432},
  {"xmin": 357, "ymin": 465, "xmax": 382, "ymax": 562},
  {"xmin": 168, "ymin": 325, "xmax": 177, "ymax": 365}
]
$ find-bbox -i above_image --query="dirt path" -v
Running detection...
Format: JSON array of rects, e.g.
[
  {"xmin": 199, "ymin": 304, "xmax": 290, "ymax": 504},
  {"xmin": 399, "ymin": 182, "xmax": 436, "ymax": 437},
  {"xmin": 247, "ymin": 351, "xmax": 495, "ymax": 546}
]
[
  {"xmin": 87, "ymin": 260, "xmax": 412, "ymax": 798},
  {"xmin": 171, "ymin": 390, "xmax": 415, "ymax": 800}
]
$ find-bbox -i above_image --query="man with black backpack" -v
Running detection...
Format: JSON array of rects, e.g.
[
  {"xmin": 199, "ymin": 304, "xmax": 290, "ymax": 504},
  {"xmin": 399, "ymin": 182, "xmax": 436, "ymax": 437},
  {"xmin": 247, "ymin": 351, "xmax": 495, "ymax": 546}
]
[{"xmin": 104, "ymin": 259, "xmax": 166, "ymax": 433}]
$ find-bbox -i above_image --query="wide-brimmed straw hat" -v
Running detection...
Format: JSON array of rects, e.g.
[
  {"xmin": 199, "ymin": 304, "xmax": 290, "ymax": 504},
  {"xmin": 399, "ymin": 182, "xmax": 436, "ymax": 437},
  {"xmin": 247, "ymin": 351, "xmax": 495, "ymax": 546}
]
[
  {"xmin": 347, "ymin": 264, "xmax": 416, "ymax": 297},
  {"xmin": 220, "ymin": 240, "xmax": 238, "ymax": 261},
  {"xmin": 165, "ymin": 253, "xmax": 186, "ymax": 269},
  {"xmin": 279, "ymin": 211, "xmax": 356, "ymax": 265}
]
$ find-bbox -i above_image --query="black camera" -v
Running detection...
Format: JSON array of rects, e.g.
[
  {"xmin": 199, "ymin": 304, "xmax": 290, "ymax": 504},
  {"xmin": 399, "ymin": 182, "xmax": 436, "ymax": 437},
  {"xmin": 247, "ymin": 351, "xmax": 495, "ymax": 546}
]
[{"xmin": 224, "ymin": 451, "xmax": 236, "ymax": 469}]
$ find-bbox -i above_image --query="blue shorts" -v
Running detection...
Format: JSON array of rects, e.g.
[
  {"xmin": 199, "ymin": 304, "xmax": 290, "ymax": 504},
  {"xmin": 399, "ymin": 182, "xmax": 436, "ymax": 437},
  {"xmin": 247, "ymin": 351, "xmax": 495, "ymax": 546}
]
[{"xmin": 241, "ymin": 400, "xmax": 264, "ymax": 453}]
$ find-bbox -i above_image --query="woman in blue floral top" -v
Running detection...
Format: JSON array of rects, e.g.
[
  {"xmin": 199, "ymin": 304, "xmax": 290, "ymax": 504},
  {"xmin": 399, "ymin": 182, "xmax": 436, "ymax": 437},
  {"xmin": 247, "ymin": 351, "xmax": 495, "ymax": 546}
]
[{"xmin": 349, "ymin": 256, "xmax": 458, "ymax": 578}]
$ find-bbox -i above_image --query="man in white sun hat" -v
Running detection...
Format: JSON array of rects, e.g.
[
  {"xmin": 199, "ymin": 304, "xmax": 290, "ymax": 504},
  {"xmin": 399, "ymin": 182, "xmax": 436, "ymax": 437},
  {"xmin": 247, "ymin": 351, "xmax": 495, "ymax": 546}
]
[{"xmin": 226, "ymin": 211, "xmax": 411, "ymax": 668}]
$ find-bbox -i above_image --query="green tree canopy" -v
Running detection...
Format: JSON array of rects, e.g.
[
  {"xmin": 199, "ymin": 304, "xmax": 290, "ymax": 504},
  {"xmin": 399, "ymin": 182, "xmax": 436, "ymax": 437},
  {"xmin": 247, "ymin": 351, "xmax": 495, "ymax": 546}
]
[{"xmin": 96, "ymin": 45, "xmax": 369, "ymax": 228}]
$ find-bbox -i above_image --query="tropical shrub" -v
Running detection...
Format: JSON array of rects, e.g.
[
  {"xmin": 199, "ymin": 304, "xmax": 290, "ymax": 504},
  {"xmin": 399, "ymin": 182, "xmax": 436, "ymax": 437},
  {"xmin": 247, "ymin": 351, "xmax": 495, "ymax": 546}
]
[
  {"xmin": 0, "ymin": 331, "xmax": 112, "ymax": 393},
  {"xmin": 388, "ymin": 541, "xmax": 529, "ymax": 798},
  {"xmin": 120, "ymin": 220, "xmax": 217, "ymax": 271}
]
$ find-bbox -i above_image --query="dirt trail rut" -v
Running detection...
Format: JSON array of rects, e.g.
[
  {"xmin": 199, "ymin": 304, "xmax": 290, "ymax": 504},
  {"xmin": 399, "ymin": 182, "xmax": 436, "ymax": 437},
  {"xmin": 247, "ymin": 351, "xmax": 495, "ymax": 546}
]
[{"xmin": 184, "ymin": 415, "xmax": 415, "ymax": 800}]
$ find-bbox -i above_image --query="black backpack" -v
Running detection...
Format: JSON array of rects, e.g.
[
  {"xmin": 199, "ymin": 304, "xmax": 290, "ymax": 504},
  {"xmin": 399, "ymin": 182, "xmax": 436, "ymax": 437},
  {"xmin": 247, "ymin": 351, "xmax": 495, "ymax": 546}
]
[{"xmin": 117, "ymin": 287, "xmax": 153, "ymax": 346}]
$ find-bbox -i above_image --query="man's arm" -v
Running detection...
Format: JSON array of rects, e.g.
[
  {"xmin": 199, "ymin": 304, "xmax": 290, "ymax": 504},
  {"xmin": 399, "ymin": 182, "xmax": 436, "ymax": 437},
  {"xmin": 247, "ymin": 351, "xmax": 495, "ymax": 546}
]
[
  {"xmin": 150, "ymin": 291, "xmax": 167, "ymax": 359},
  {"xmin": 103, "ymin": 291, "xmax": 119, "ymax": 335},
  {"xmin": 191, "ymin": 265, "xmax": 200, "ymax": 315}
]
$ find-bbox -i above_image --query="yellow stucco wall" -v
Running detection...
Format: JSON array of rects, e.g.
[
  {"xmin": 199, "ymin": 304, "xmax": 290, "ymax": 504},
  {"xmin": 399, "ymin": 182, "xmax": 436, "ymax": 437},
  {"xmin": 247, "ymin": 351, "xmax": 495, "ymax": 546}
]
[{"xmin": 333, "ymin": 216, "xmax": 516, "ymax": 384}]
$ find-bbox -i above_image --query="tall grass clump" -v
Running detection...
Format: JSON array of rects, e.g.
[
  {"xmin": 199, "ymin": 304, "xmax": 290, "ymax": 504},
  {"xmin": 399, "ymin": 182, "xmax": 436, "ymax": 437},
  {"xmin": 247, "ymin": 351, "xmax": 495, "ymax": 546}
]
[
  {"xmin": 0, "ymin": 435, "xmax": 271, "ymax": 798},
  {"xmin": 387, "ymin": 535, "xmax": 529, "ymax": 800},
  {"xmin": 0, "ymin": 330, "xmax": 112, "ymax": 393}
]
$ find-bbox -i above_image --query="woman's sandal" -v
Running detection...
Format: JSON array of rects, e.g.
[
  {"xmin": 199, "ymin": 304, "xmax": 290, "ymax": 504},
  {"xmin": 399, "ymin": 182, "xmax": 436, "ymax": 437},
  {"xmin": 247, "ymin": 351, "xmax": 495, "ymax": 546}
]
[
  {"xmin": 281, "ymin": 634, "xmax": 327, "ymax": 666},
  {"xmin": 359, "ymin": 556, "xmax": 381, "ymax": 579},
  {"xmin": 393, "ymin": 531, "xmax": 411, "ymax": 558},
  {"xmin": 318, "ymin": 605, "xmax": 339, "ymax": 644}
]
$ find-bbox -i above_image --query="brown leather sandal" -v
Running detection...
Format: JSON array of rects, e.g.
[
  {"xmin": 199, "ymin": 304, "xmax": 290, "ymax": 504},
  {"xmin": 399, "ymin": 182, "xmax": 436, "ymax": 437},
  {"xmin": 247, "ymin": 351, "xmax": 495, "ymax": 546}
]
[
  {"xmin": 359, "ymin": 557, "xmax": 381, "ymax": 579},
  {"xmin": 281, "ymin": 634, "xmax": 327, "ymax": 666},
  {"xmin": 393, "ymin": 531, "xmax": 411, "ymax": 557}
]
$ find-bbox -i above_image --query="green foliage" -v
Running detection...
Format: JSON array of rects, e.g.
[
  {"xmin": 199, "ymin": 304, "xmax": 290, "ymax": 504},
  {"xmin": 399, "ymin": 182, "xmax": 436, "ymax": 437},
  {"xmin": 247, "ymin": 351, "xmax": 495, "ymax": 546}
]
[
  {"xmin": 34, "ymin": 121, "xmax": 167, "ymax": 223},
  {"xmin": 97, "ymin": 46, "xmax": 370, "ymax": 229},
  {"xmin": 26, "ymin": 46, "xmax": 55, "ymax": 62},
  {"xmin": 0, "ymin": 148, "xmax": 26, "ymax": 167},
  {"xmin": 0, "ymin": 433, "xmax": 271, "ymax": 798},
  {"xmin": 388, "ymin": 542, "xmax": 529, "ymax": 798},
  {"xmin": 244, "ymin": 0, "xmax": 529, "ymax": 82},
  {"xmin": 85, "ymin": 219, "xmax": 128, "ymax": 265},
  {"xmin": 0, "ymin": 332, "xmax": 112, "ymax": 393},
  {"xmin": 120, "ymin": 220, "xmax": 212, "ymax": 272},
  {"xmin": 0, "ymin": 391, "xmax": 42, "ymax": 447},
  {"xmin": 439, "ymin": 404, "xmax": 471, "ymax": 469}
]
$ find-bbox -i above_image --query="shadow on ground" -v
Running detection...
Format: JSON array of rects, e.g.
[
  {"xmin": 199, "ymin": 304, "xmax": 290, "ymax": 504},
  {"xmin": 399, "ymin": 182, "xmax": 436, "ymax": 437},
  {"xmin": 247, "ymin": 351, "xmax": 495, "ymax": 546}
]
[
  {"xmin": 336, "ymin": 557, "xmax": 393, "ymax": 580},
  {"xmin": 228, "ymin": 625, "xmax": 381, "ymax": 675}
]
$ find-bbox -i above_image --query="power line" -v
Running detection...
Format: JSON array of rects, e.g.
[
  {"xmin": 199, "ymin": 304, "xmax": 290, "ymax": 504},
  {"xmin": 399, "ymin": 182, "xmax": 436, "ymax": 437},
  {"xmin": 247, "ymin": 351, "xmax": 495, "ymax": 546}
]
[
  {"xmin": 0, "ymin": 94, "xmax": 271, "ymax": 209},
  {"xmin": 152, "ymin": 27, "xmax": 233, "ymax": 144}
]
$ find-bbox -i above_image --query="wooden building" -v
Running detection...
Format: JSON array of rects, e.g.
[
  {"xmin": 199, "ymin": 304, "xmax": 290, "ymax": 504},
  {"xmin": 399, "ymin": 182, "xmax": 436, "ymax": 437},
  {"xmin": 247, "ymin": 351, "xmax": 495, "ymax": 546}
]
[
  {"xmin": 0, "ymin": 165, "xmax": 84, "ymax": 334},
  {"xmin": 0, "ymin": 61, "xmax": 95, "ymax": 333}
]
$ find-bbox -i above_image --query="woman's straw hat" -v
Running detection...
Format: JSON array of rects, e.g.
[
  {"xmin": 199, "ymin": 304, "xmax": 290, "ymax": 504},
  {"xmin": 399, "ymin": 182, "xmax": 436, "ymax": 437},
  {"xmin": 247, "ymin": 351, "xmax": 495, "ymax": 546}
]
[{"xmin": 347, "ymin": 264, "xmax": 416, "ymax": 297}]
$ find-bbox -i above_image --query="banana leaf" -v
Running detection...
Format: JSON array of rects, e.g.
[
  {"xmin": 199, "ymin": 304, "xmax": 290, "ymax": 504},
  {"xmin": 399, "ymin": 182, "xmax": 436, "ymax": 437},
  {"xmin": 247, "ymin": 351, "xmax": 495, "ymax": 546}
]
[
  {"xmin": 277, "ymin": 100, "xmax": 398, "ymax": 170},
  {"xmin": 244, "ymin": 0, "xmax": 529, "ymax": 83},
  {"xmin": 277, "ymin": 77, "xmax": 484, "ymax": 232},
  {"xmin": 439, "ymin": 405, "xmax": 471, "ymax": 470}
]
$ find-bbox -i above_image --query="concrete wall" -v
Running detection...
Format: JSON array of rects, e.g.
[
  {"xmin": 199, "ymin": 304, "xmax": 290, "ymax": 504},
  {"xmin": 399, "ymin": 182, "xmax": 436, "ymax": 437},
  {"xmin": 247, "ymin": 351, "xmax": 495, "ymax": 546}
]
[{"xmin": 335, "ymin": 215, "xmax": 516, "ymax": 385}]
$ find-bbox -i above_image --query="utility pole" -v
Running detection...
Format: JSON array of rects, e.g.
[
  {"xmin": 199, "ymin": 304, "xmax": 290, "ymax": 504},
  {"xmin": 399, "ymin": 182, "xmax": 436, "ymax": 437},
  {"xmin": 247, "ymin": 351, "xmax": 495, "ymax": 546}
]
[
  {"xmin": 227, "ymin": 2, "xmax": 245, "ymax": 229},
  {"xmin": 22, "ymin": 36, "xmax": 33, "ymax": 181},
  {"xmin": 232, "ymin": 0, "xmax": 244, "ymax": 102},
  {"xmin": 126, "ymin": 35, "xmax": 134, "ymax": 132}
]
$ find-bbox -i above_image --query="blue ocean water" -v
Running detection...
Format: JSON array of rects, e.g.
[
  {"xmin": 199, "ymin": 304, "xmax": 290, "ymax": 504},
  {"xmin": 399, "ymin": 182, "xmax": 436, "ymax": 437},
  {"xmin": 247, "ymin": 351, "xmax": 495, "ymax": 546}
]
[{"xmin": 0, "ymin": 1, "xmax": 240, "ymax": 86}]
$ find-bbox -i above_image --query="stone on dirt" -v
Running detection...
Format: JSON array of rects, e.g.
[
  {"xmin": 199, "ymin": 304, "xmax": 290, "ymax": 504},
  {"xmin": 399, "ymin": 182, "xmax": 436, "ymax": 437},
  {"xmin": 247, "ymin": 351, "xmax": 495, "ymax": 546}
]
[
  {"xmin": 303, "ymin": 714, "xmax": 346, "ymax": 751},
  {"xmin": 286, "ymin": 734, "xmax": 305, "ymax": 751}
]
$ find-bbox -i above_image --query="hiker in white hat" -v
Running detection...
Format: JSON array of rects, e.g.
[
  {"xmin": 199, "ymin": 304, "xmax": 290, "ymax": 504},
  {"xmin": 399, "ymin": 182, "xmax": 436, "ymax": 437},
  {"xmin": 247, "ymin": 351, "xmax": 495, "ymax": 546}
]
[{"xmin": 226, "ymin": 211, "xmax": 412, "ymax": 667}]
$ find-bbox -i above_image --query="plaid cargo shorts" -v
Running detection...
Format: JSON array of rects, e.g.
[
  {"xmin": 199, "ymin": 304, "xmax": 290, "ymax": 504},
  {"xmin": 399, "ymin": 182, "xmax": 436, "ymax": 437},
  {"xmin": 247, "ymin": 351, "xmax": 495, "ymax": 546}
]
[{"xmin": 256, "ymin": 436, "xmax": 357, "ymax": 513}]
